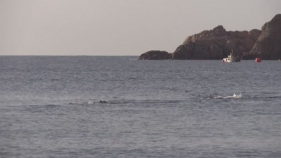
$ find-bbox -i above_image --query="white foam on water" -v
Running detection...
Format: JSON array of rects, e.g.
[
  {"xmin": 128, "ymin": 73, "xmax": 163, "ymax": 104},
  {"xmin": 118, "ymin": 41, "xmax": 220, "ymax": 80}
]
[
  {"xmin": 87, "ymin": 101, "xmax": 94, "ymax": 105},
  {"xmin": 211, "ymin": 93, "xmax": 242, "ymax": 99}
]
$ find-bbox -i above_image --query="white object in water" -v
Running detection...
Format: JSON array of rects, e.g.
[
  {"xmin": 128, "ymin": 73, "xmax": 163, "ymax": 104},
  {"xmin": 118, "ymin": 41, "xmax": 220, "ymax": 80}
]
[
  {"xmin": 211, "ymin": 93, "xmax": 242, "ymax": 99},
  {"xmin": 222, "ymin": 50, "xmax": 240, "ymax": 62},
  {"xmin": 232, "ymin": 93, "xmax": 242, "ymax": 98}
]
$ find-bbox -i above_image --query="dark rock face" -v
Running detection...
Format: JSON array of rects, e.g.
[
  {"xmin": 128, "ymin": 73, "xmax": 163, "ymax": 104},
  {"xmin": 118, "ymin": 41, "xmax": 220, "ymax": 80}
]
[
  {"xmin": 139, "ymin": 14, "xmax": 280, "ymax": 60},
  {"xmin": 139, "ymin": 50, "xmax": 172, "ymax": 60},
  {"xmin": 172, "ymin": 45, "xmax": 193, "ymax": 59},
  {"xmin": 244, "ymin": 14, "xmax": 281, "ymax": 59},
  {"xmin": 173, "ymin": 25, "xmax": 261, "ymax": 60}
]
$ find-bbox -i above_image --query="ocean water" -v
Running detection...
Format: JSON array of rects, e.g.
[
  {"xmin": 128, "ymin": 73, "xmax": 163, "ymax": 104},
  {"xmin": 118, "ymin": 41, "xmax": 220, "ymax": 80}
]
[{"xmin": 0, "ymin": 56, "xmax": 281, "ymax": 158}]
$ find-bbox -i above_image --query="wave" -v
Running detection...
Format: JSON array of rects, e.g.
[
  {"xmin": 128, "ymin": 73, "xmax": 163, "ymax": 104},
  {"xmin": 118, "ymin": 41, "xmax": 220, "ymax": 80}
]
[
  {"xmin": 210, "ymin": 93, "xmax": 242, "ymax": 99},
  {"xmin": 67, "ymin": 93, "xmax": 281, "ymax": 105},
  {"xmin": 68, "ymin": 98, "xmax": 186, "ymax": 106}
]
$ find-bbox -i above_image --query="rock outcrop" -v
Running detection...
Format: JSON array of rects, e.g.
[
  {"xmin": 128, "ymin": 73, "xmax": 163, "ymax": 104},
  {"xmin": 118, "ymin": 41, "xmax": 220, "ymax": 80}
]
[
  {"xmin": 139, "ymin": 50, "xmax": 172, "ymax": 60},
  {"xmin": 244, "ymin": 14, "xmax": 281, "ymax": 59},
  {"xmin": 139, "ymin": 14, "xmax": 281, "ymax": 60},
  {"xmin": 173, "ymin": 25, "xmax": 261, "ymax": 60}
]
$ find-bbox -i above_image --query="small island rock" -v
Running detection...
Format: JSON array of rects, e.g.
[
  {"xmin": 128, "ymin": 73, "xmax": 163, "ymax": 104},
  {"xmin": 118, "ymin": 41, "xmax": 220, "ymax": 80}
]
[{"xmin": 139, "ymin": 50, "xmax": 172, "ymax": 60}]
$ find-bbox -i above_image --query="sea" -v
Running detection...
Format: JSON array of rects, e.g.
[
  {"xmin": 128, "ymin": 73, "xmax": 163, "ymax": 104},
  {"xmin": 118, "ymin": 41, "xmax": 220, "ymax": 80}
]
[{"xmin": 0, "ymin": 56, "xmax": 281, "ymax": 158}]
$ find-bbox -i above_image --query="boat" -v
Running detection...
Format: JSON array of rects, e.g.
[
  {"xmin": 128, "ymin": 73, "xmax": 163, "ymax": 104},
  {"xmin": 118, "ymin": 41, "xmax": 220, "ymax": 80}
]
[{"xmin": 222, "ymin": 50, "xmax": 240, "ymax": 62}]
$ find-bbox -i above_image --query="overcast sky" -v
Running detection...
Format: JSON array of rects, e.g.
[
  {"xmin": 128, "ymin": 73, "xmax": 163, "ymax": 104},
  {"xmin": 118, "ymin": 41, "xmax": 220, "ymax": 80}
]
[{"xmin": 0, "ymin": 0, "xmax": 280, "ymax": 56}]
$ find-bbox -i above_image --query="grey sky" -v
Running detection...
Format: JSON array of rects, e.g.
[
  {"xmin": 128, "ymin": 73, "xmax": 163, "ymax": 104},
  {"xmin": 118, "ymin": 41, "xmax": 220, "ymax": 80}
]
[{"xmin": 0, "ymin": 0, "xmax": 280, "ymax": 56}]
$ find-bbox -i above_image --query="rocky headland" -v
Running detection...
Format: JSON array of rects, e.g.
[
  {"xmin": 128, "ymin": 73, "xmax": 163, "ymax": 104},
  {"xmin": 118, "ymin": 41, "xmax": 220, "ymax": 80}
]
[{"xmin": 139, "ymin": 14, "xmax": 281, "ymax": 60}]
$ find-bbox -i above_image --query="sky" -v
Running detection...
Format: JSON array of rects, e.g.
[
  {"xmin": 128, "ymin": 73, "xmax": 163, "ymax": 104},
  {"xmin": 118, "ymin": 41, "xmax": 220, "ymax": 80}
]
[{"xmin": 0, "ymin": 0, "xmax": 280, "ymax": 56}]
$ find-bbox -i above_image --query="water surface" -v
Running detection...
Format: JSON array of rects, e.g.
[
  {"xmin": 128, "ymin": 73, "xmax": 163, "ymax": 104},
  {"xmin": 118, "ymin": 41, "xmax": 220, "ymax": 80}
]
[{"xmin": 0, "ymin": 57, "xmax": 281, "ymax": 158}]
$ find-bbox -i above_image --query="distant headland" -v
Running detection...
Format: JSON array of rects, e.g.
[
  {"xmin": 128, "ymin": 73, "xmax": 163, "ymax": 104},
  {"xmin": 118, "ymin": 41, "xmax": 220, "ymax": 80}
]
[{"xmin": 139, "ymin": 14, "xmax": 281, "ymax": 60}]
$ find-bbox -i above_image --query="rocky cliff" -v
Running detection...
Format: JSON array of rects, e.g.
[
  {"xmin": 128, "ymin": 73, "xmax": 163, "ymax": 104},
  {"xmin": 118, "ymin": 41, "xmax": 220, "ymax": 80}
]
[
  {"xmin": 139, "ymin": 14, "xmax": 281, "ymax": 60},
  {"xmin": 172, "ymin": 25, "xmax": 261, "ymax": 60},
  {"xmin": 244, "ymin": 14, "xmax": 281, "ymax": 59}
]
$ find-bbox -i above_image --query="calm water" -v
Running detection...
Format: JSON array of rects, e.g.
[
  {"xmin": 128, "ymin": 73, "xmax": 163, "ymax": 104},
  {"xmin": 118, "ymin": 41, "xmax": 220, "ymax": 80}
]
[{"xmin": 0, "ymin": 57, "xmax": 281, "ymax": 158}]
